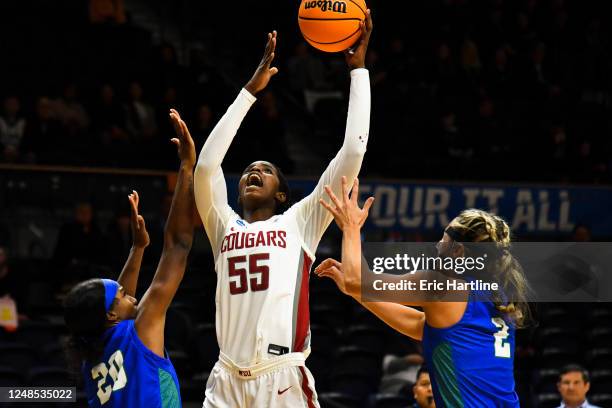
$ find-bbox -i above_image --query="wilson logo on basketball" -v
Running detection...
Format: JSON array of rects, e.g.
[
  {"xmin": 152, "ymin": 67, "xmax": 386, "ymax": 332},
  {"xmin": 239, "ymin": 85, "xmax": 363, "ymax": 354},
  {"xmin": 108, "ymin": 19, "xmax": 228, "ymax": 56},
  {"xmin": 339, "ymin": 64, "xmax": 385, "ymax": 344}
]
[{"xmin": 303, "ymin": 0, "xmax": 347, "ymax": 13}]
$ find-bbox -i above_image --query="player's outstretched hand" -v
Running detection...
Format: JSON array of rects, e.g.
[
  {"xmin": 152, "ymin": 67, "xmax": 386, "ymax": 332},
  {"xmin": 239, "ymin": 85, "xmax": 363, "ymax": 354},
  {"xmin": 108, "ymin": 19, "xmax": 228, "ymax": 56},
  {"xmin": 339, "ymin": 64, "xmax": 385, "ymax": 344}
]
[
  {"xmin": 319, "ymin": 177, "xmax": 374, "ymax": 231},
  {"xmin": 169, "ymin": 109, "xmax": 196, "ymax": 168},
  {"xmin": 345, "ymin": 9, "xmax": 373, "ymax": 70},
  {"xmin": 245, "ymin": 31, "xmax": 279, "ymax": 96},
  {"xmin": 128, "ymin": 190, "xmax": 150, "ymax": 249},
  {"xmin": 315, "ymin": 258, "xmax": 349, "ymax": 295}
]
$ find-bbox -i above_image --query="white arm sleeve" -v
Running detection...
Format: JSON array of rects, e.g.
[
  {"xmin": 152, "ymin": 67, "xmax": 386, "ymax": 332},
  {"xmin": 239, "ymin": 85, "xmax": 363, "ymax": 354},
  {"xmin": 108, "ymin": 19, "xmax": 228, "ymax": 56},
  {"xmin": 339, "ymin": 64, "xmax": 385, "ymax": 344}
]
[
  {"xmin": 194, "ymin": 88, "xmax": 256, "ymax": 257},
  {"xmin": 292, "ymin": 68, "xmax": 371, "ymax": 254}
]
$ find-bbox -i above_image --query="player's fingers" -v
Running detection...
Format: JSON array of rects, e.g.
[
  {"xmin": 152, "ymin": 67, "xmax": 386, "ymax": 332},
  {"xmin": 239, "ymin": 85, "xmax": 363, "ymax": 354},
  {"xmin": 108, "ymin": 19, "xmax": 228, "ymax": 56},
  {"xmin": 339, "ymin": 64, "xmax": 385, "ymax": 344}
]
[
  {"xmin": 324, "ymin": 185, "xmax": 343, "ymax": 209},
  {"xmin": 329, "ymin": 258, "xmax": 342, "ymax": 270},
  {"xmin": 365, "ymin": 9, "xmax": 373, "ymax": 31},
  {"xmin": 351, "ymin": 178, "xmax": 359, "ymax": 204},
  {"xmin": 133, "ymin": 190, "xmax": 140, "ymax": 207},
  {"xmin": 169, "ymin": 111, "xmax": 181, "ymax": 134},
  {"xmin": 179, "ymin": 120, "xmax": 194, "ymax": 142},
  {"xmin": 329, "ymin": 266, "xmax": 342, "ymax": 277},
  {"xmin": 315, "ymin": 258, "xmax": 337, "ymax": 273},
  {"xmin": 362, "ymin": 196, "xmax": 375, "ymax": 215},
  {"xmin": 341, "ymin": 176, "xmax": 350, "ymax": 204},
  {"xmin": 171, "ymin": 138, "xmax": 180, "ymax": 149},
  {"xmin": 137, "ymin": 215, "xmax": 145, "ymax": 230},
  {"xmin": 319, "ymin": 198, "xmax": 335, "ymax": 214},
  {"xmin": 128, "ymin": 194, "xmax": 138, "ymax": 218},
  {"xmin": 269, "ymin": 67, "xmax": 279, "ymax": 76}
]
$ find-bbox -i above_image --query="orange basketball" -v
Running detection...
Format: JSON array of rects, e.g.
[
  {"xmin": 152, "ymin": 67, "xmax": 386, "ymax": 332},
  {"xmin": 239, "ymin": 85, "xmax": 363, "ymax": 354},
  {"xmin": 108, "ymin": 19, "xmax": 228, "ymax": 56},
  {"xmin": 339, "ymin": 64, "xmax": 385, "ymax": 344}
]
[{"xmin": 298, "ymin": 0, "xmax": 367, "ymax": 53}]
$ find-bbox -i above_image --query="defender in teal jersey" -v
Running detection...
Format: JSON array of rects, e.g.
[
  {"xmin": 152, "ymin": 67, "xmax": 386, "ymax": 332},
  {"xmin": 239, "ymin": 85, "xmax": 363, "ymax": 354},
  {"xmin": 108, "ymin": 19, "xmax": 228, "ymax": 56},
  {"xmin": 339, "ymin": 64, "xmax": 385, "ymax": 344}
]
[
  {"xmin": 64, "ymin": 109, "xmax": 197, "ymax": 407},
  {"xmin": 316, "ymin": 177, "xmax": 529, "ymax": 407}
]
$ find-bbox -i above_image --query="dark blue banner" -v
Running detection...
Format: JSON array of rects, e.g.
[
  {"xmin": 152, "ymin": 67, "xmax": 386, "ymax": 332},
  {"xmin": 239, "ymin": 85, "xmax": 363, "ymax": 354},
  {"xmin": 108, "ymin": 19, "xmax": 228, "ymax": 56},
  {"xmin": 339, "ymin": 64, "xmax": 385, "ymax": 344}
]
[{"xmin": 225, "ymin": 177, "xmax": 612, "ymax": 237}]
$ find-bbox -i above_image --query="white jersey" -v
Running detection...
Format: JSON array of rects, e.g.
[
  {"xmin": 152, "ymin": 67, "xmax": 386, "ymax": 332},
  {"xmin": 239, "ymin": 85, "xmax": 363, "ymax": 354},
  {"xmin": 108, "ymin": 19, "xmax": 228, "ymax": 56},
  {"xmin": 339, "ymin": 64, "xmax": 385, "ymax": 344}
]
[{"xmin": 194, "ymin": 69, "xmax": 370, "ymax": 366}]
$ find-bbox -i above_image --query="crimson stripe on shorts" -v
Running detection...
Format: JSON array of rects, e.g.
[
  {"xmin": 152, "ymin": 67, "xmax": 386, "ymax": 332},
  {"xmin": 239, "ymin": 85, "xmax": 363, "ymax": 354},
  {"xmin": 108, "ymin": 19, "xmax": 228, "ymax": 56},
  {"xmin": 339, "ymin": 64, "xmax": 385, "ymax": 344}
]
[
  {"xmin": 299, "ymin": 366, "xmax": 316, "ymax": 408},
  {"xmin": 293, "ymin": 251, "xmax": 312, "ymax": 352}
]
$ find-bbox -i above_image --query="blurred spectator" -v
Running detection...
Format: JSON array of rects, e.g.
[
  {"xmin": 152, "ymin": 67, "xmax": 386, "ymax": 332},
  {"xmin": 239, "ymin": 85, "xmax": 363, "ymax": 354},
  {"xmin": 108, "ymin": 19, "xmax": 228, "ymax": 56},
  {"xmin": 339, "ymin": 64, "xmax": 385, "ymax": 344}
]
[
  {"xmin": 460, "ymin": 39, "xmax": 482, "ymax": 83},
  {"xmin": 413, "ymin": 366, "xmax": 435, "ymax": 408},
  {"xmin": 125, "ymin": 81, "xmax": 157, "ymax": 142},
  {"xmin": 485, "ymin": 46, "xmax": 513, "ymax": 100},
  {"xmin": 380, "ymin": 353, "xmax": 424, "ymax": 394},
  {"xmin": 429, "ymin": 42, "xmax": 457, "ymax": 94},
  {"xmin": 475, "ymin": 98, "xmax": 510, "ymax": 161},
  {"xmin": 89, "ymin": 0, "xmax": 126, "ymax": 24},
  {"xmin": 20, "ymin": 97, "xmax": 65, "ymax": 164},
  {"xmin": 52, "ymin": 83, "xmax": 90, "ymax": 134},
  {"xmin": 151, "ymin": 44, "xmax": 187, "ymax": 97},
  {"xmin": 0, "ymin": 96, "xmax": 26, "ymax": 163},
  {"xmin": 556, "ymin": 364, "xmax": 601, "ymax": 408},
  {"xmin": 439, "ymin": 110, "xmax": 473, "ymax": 160},
  {"xmin": 53, "ymin": 202, "xmax": 107, "ymax": 279},
  {"xmin": 92, "ymin": 84, "xmax": 130, "ymax": 166}
]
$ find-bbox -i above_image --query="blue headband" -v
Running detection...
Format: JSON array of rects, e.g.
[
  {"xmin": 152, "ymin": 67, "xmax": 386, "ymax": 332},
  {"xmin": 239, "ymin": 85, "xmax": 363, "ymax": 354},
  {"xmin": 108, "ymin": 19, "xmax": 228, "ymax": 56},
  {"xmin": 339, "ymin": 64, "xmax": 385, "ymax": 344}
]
[{"xmin": 101, "ymin": 279, "xmax": 120, "ymax": 312}]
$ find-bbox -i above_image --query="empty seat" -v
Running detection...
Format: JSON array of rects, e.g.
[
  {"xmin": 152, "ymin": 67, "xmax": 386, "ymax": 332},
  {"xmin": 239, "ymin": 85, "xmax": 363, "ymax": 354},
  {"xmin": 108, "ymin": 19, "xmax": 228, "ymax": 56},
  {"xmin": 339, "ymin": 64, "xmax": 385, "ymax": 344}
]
[
  {"xmin": 533, "ymin": 368, "xmax": 560, "ymax": 394},
  {"xmin": 586, "ymin": 348, "xmax": 612, "ymax": 371},
  {"xmin": 535, "ymin": 326, "xmax": 581, "ymax": 351},
  {"xmin": 535, "ymin": 393, "xmax": 561, "ymax": 408},
  {"xmin": 587, "ymin": 307, "xmax": 612, "ymax": 327},
  {"xmin": 590, "ymin": 370, "xmax": 612, "ymax": 395},
  {"xmin": 538, "ymin": 347, "xmax": 581, "ymax": 369},
  {"xmin": 587, "ymin": 327, "xmax": 612, "ymax": 348},
  {"xmin": 538, "ymin": 305, "xmax": 571, "ymax": 327},
  {"xmin": 590, "ymin": 394, "xmax": 612, "ymax": 407}
]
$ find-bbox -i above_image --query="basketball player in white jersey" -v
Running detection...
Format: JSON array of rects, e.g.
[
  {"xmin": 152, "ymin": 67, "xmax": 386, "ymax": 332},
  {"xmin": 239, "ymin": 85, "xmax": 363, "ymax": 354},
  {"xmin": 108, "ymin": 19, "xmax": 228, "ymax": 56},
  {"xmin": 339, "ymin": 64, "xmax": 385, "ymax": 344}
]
[{"xmin": 193, "ymin": 12, "xmax": 373, "ymax": 408}]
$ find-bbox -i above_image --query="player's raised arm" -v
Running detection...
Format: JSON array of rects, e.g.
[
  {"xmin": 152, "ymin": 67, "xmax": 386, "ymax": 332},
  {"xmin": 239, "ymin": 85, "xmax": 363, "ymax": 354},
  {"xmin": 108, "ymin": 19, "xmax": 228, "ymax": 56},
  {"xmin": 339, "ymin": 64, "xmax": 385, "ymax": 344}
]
[
  {"xmin": 194, "ymin": 31, "xmax": 279, "ymax": 254},
  {"xmin": 135, "ymin": 109, "xmax": 196, "ymax": 357},
  {"xmin": 316, "ymin": 177, "xmax": 426, "ymax": 340},
  {"xmin": 116, "ymin": 190, "xmax": 150, "ymax": 297},
  {"xmin": 294, "ymin": 11, "xmax": 373, "ymax": 253}
]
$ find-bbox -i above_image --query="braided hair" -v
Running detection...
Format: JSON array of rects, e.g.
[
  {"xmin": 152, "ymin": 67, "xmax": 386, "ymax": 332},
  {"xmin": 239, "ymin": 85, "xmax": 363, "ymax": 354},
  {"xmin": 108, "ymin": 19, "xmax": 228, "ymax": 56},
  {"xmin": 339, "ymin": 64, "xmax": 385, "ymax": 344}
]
[{"xmin": 446, "ymin": 209, "xmax": 531, "ymax": 326}]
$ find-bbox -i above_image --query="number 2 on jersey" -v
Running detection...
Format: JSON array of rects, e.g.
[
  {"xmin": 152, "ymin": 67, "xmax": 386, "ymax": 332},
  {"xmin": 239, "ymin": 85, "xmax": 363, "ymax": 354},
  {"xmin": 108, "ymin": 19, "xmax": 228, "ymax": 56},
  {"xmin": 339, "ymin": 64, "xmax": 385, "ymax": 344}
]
[
  {"xmin": 228, "ymin": 253, "xmax": 270, "ymax": 294},
  {"xmin": 491, "ymin": 317, "xmax": 511, "ymax": 358},
  {"xmin": 91, "ymin": 350, "xmax": 128, "ymax": 404}
]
